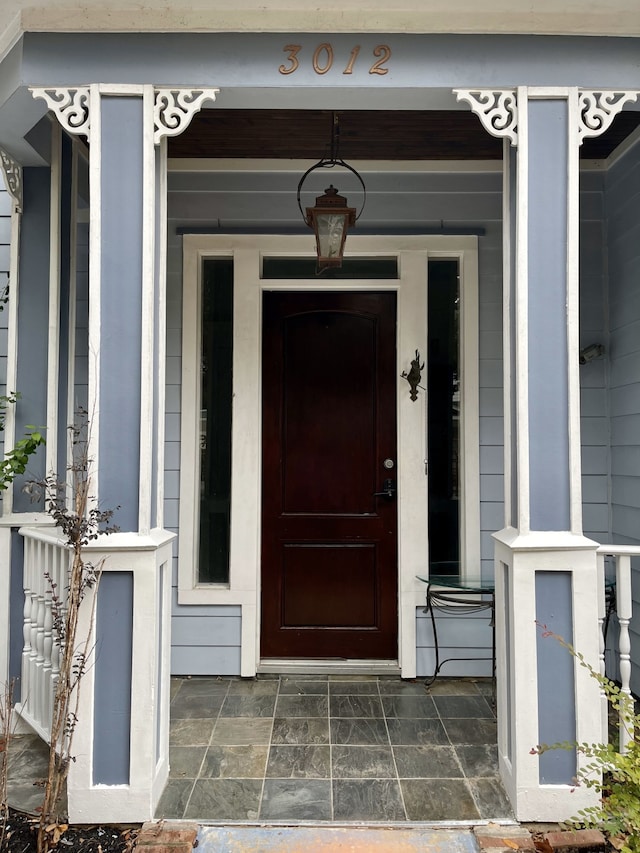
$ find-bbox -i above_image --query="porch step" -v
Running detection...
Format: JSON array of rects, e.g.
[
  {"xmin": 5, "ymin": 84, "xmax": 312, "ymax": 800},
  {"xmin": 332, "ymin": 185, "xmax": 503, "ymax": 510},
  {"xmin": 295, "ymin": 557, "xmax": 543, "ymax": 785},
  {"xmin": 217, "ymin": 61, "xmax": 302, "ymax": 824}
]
[{"xmin": 195, "ymin": 824, "xmax": 480, "ymax": 852}]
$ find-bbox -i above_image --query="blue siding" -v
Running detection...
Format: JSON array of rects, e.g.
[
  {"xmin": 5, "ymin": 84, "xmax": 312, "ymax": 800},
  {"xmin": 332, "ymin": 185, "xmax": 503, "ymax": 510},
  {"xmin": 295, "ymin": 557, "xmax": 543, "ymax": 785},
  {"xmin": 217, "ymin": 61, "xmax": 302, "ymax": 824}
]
[
  {"xmin": 580, "ymin": 170, "xmax": 609, "ymax": 544},
  {"xmin": 416, "ymin": 606, "xmax": 494, "ymax": 679},
  {"xmin": 13, "ymin": 168, "xmax": 50, "ymax": 507}
]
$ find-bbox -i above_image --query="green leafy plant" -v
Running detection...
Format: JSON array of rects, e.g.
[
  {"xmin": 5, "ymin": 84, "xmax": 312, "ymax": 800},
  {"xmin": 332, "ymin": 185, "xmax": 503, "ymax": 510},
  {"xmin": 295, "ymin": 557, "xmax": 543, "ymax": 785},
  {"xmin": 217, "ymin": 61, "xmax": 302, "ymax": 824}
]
[
  {"xmin": 533, "ymin": 625, "xmax": 640, "ymax": 853},
  {"xmin": 0, "ymin": 392, "xmax": 45, "ymax": 491}
]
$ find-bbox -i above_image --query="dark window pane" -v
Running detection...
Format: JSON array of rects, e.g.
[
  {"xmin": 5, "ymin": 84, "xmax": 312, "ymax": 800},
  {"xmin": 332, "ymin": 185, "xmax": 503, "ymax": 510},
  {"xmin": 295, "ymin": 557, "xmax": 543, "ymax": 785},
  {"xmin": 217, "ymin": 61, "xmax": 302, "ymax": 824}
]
[
  {"xmin": 428, "ymin": 259, "xmax": 460, "ymax": 576},
  {"xmin": 198, "ymin": 259, "xmax": 233, "ymax": 583},
  {"xmin": 262, "ymin": 257, "xmax": 398, "ymax": 279}
]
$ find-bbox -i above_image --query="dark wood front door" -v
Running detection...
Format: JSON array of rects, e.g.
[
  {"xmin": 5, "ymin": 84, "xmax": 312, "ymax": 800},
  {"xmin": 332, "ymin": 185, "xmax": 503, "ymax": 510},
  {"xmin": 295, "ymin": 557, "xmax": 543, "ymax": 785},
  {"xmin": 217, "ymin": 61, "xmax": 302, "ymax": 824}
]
[{"xmin": 261, "ymin": 291, "xmax": 398, "ymax": 659}]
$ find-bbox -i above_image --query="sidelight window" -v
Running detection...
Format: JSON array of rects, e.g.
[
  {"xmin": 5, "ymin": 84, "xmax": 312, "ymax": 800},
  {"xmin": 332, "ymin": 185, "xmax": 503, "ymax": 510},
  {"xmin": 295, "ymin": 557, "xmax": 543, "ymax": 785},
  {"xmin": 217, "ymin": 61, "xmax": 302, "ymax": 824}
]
[
  {"xmin": 198, "ymin": 259, "xmax": 233, "ymax": 583},
  {"xmin": 427, "ymin": 259, "xmax": 461, "ymax": 575}
]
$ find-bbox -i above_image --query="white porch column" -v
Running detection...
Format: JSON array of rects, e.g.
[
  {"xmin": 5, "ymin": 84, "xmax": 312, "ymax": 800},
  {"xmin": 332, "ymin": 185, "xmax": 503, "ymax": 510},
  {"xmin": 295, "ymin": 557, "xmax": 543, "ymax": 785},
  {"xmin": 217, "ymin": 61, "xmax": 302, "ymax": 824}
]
[
  {"xmin": 27, "ymin": 85, "xmax": 215, "ymax": 821},
  {"xmin": 0, "ymin": 149, "xmax": 22, "ymax": 689},
  {"xmin": 456, "ymin": 88, "xmax": 636, "ymax": 822}
]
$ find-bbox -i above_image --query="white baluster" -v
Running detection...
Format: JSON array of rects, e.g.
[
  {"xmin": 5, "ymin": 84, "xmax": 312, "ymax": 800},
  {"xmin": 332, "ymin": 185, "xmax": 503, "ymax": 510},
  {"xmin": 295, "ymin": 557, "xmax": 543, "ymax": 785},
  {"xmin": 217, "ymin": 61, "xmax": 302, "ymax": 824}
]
[
  {"xmin": 18, "ymin": 531, "xmax": 76, "ymax": 739},
  {"xmin": 35, "ymin": 549, "xmax": 46, "ymax": 729},
  {"xmin": 28, "ymin": 576, "xmax": 39, "ymax": 717},
  {"xmin": 51, "ymin": 544, "xmax": 66, "ymax": 724},
  {"xmin": 22, "ymin": 541, "xmax": 33, "ymax": 715},
  {"xmin": 42, "ymin": 544, "xmax": 54, "ymax": 732},
  {"xmin": 616, "ymin": 555, "xmax": 633, "ymax": 753},
  {"xmin": 596, "ymin": 552, "xmax": 608, "ymax": 744}
]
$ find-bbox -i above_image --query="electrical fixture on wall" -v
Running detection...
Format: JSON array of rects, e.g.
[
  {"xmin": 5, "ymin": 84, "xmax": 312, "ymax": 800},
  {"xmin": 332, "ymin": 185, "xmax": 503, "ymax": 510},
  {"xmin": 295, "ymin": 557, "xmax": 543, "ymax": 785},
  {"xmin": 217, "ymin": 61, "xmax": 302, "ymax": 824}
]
[
  {"xmin": 579, "ymin": 343, "xmax": 605, "ymax": 365},
  {"xmin": 297, "ymin": 112, "xmax": 366, "ymax": 271}
]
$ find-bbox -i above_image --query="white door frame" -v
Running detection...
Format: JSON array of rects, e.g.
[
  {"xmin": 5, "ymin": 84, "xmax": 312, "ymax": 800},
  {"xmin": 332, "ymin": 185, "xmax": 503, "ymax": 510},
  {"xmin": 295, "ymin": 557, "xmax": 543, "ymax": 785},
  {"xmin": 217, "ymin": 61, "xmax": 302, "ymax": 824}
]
[{"xmin": 179, "ymin": 234, "xmax": 479, "ymax": 677}]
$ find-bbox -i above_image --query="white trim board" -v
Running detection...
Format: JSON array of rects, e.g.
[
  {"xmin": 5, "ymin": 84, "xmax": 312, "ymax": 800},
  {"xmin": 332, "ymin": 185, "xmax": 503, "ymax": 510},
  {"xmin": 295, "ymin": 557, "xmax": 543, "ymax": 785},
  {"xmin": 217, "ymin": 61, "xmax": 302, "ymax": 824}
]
[{"xmin": 178, "ymin": 234, "xmax": 480, "ymax": 678}]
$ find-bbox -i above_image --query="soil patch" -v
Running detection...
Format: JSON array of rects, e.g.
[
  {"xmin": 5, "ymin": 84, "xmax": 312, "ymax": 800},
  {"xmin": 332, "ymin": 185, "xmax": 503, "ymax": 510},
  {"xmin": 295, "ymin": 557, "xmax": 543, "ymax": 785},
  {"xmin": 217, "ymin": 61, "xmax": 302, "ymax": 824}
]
[{"xmin": 1, "ymin": 809, "xmax": 138, "ymax": 853}]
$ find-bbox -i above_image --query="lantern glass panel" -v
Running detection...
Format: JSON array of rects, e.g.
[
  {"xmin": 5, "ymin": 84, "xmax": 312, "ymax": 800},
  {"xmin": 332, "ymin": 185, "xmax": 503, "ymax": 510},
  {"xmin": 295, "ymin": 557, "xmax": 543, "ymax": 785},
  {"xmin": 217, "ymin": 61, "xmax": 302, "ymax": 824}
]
[{"xmin": 315, "ymin": 212, "xmax": 347, "ymax": 263}]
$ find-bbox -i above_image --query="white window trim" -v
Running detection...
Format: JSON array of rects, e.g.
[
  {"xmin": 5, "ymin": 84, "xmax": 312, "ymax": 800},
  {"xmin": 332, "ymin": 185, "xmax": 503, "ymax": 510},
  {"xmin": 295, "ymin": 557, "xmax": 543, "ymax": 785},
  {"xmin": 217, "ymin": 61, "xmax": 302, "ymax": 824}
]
[{"xmin": 178, "ymin": 234, "xmax": 479, "ymax": 677}]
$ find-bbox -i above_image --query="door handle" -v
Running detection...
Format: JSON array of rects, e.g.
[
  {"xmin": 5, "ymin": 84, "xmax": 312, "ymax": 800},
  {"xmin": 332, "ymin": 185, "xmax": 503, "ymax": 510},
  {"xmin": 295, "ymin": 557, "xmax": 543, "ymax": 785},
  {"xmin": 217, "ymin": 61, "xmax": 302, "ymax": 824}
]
[{"xmin": 374, "ymin": 478, "xmax": 396, "ymax": 499}]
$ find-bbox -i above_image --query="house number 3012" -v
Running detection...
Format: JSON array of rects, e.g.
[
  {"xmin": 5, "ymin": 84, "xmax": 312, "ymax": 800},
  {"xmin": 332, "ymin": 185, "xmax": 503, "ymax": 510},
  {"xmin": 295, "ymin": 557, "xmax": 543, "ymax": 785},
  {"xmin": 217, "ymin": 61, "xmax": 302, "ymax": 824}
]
[{"xmin": 279, "ymin": 44, "xmax": 391, "ymax": 76}]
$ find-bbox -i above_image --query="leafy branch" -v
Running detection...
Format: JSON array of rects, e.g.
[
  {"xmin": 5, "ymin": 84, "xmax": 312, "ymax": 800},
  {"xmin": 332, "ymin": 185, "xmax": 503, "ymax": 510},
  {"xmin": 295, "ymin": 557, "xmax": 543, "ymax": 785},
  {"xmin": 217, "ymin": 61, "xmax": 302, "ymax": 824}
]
[{"xmin": 0, "ymin": 392, "xmax": 45, "ymax": 492}]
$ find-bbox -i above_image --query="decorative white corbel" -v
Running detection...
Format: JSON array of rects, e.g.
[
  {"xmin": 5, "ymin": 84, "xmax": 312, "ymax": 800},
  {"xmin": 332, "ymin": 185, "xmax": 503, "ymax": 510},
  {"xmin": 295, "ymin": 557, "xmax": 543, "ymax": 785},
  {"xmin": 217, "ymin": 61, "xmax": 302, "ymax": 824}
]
[
  {"xmin": 153, "ymin": 89, "xmax": 219, "ymax": 145},
  {"xmin": 30, "ymin": 88, "xmax": 91, "ymax": 137},
  {"xmin": 578, "ymin": 90, "xmax": 639, "ymax": 144},
  {"xmin": 0, "ymin": 147, "xmax": 23, "ymax": 212},
  {"xmin": 454, "ymin": 89, "xmax": 518, "ymax": 146}
]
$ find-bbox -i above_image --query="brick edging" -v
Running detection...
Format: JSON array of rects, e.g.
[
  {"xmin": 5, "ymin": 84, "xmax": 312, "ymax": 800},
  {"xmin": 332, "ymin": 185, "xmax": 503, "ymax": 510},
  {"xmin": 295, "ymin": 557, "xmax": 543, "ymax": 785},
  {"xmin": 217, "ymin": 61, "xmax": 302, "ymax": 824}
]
[
  {"xmin": 134, "ymin": 820, "xmax": 198, "ymax": 853},
  {"xmin": 474, "ymin": 824, "xmax": 607, "ymax": 853}
]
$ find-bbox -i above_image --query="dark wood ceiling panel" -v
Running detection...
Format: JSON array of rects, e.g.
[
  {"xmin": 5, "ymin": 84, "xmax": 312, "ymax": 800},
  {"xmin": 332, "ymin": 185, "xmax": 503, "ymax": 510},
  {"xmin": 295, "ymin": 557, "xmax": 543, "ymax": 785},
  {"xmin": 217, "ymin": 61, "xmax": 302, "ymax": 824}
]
[
  {"xmin": 167, "ymin": 108, "xmax": 640, "ymax": 161},
  {"xmin": 168, "ymin": 110, "xmax": 502, "ymax": 160},
  {"xmin": 580, "ymin": 111, "xmax": 640, "ymax": 159}
]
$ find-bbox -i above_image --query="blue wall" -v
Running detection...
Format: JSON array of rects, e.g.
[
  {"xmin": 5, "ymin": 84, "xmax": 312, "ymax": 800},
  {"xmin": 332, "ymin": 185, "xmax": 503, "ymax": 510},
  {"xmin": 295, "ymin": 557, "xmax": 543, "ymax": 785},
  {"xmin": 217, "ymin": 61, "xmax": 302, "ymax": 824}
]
[{"xmin": 605, "ymin": 138, "xmax": 640, "ymax": 695}]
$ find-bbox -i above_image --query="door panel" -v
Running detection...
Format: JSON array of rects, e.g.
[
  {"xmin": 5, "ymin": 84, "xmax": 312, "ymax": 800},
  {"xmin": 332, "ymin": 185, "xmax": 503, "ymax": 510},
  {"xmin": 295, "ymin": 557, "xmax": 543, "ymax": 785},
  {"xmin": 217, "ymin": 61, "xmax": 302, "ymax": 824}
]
[
  {"xmin": 282, "ymin": 544, "xmax": 377, "ymax": 628},
  {"xmin": 261, "ymin": 290, "xmax": 398, "ymax": 659},
  {"xmin": 282, "ymin": 308, "xmax": 375, "ymax": 514}
]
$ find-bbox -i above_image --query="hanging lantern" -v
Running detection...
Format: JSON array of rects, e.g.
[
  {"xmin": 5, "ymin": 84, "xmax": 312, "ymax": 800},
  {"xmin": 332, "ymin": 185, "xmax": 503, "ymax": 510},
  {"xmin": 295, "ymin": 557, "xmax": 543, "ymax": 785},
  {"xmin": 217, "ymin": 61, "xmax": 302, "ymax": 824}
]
[
  {"xmin": 305, "ymin": 185, "xmax": 357, "ymax": 269},
  {"xmin": 296, "ymin": 112, "xmax": 366, "ymax": 272}
]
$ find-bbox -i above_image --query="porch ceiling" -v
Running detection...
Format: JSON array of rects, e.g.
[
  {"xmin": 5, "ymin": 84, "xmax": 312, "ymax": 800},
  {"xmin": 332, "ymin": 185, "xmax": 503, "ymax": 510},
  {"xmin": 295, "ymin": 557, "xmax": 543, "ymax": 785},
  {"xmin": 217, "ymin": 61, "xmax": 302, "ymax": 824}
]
[{"xmin": 168, "ymin": 109, "xmax": 640, "ymax": 161}]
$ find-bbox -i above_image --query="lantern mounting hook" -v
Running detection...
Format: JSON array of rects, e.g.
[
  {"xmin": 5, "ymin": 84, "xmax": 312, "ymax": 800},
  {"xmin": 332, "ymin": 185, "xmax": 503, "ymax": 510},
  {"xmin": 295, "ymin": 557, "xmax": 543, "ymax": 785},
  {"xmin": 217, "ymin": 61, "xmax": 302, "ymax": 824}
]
[{"xmin": 296, "ymin": 112, "xmax": 366, "ymax": 225}]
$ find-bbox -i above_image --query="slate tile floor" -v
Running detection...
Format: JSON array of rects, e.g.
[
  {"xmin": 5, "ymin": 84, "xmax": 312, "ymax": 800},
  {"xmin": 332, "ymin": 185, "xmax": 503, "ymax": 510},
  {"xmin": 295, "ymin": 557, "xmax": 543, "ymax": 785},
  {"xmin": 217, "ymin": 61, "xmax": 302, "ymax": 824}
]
[{"xmin": 157, "ymin": 675, "xmax": 514, "ymax": 823}]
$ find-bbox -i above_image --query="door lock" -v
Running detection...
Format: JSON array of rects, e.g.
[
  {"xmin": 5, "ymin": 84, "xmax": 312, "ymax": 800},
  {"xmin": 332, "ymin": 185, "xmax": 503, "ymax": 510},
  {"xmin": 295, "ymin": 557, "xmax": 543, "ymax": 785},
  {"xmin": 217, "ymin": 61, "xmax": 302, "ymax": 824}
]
[{"xmin": 374, "ymin": 478, "xmax": 396, "ymax": 499}]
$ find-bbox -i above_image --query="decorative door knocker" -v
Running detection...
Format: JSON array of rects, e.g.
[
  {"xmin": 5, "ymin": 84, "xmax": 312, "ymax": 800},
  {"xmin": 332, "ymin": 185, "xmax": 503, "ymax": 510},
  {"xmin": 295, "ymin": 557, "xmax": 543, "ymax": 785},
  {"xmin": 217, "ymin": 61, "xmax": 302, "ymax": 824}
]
[{"xmin": 401, "ymin": 350, "xmax": 425, "ymax": 401}]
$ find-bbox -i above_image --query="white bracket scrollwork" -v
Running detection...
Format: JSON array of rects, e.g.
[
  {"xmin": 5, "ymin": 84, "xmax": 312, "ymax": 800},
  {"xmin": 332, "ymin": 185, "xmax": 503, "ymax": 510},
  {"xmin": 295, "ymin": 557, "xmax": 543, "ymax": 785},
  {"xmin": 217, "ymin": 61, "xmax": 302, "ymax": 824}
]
[
  {"xmin": 578, "ymin": 90, "xmax": 639, "ymax": 145},
  {"xmin": 0, "ymin": 147, "xmax": 23, "ymax": 212},
  {"xmin": 454, "ymin": 89, "xmax": 518, "ymax": 146},
  {"xmin": 154, "ymin": 89, "xmax": 219, "ymax": 145},
  {"xmin": 30, "ymin": 88, "xmax": 91, "ymax": 137}
]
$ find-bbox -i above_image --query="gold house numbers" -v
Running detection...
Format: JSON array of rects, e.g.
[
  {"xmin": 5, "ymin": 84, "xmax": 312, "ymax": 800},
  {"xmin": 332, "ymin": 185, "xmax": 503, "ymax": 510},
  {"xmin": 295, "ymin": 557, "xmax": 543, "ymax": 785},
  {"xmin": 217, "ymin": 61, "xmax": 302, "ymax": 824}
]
[{"xmin": 279, "ymin": 44, "xmax": 391, "ymax": 76}]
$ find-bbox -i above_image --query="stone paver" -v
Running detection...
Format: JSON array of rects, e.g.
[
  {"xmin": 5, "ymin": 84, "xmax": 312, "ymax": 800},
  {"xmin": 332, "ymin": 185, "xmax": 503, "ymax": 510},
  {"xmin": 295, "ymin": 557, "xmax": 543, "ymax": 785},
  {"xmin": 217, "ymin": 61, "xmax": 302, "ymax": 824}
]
[
  {"xmin": 197, "ymin": 825, "xmax": 480, "ymax": 852},
  {"xmin": 475, "ymin": 824, "xmax": 536, "ymax": 852}
]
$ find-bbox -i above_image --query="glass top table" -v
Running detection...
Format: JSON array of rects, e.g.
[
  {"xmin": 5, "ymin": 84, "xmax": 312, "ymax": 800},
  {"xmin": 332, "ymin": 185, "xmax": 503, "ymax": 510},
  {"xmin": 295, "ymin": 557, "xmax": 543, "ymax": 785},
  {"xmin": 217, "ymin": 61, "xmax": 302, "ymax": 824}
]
[
  {"xmin": 416, "ymin": 565, "xmax": 496, "ymax": 687},
  {"xmin": 416, "ymin": 561, "xmax": 494, "ymax": 591},
  {"xmin": 416, "ymin": 573, "xmax": 496, "ymax": 593}
]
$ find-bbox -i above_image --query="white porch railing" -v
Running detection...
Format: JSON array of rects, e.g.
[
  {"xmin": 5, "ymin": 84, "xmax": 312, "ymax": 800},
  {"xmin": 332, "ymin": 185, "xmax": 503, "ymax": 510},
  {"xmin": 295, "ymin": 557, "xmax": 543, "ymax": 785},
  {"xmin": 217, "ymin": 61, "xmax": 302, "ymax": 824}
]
[
  {"xmin": 15, "ymin": 522, "xmax": 174, "ymax": 823},
  {"xmin": 16, "ymin": 526, "xmax": 70, "ymax": 742},
  {"xmin": 596, "ymin": 544, "xmax": 639, "ymax": 752}
]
